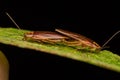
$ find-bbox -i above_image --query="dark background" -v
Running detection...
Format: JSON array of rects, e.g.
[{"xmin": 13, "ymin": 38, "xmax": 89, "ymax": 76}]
[{"xmin": 0, "ymin": 1, "xmax": 120, "ymax": 80}]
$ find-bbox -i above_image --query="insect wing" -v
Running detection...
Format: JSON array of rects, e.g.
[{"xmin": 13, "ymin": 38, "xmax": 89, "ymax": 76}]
[{"xmin": 55, "ymin": 29, "xmax": 101, "ymax": 50}]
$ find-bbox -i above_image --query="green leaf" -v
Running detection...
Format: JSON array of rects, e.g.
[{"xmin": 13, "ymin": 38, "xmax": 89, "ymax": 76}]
[{"xmin": 0, "ymin": 27, "xmax": 120, "ymax": 72}]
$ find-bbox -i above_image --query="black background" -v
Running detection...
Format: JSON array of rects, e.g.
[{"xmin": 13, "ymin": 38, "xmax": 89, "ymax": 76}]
[{"xmin": 0, "ymin": 1, "xmax": 120, "ymax": 80}]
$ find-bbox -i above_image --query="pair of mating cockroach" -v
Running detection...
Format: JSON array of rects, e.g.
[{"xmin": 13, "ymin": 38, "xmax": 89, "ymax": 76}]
[{"xmin": 6, "ymin": 12, "xmax": 120, "ymax": 52}]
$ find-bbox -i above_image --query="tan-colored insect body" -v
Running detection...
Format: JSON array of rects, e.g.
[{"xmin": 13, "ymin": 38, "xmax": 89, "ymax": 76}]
[
  {"xmin": 6, "ymin": 12, "xmax": 120, "ymax": 52},
  {"xmin": 22, "ymin": 29, "xmax": 101, "ymax": 51}
]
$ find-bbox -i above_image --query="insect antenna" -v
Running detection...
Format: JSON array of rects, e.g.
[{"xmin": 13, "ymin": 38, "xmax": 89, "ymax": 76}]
[
  {"xmin": 5, "ymin": 12, "xmax": 21, "ymax": 30},
  {"xmin": 101, "ymin": 30, "xmax": 120, "ymax": 49}
]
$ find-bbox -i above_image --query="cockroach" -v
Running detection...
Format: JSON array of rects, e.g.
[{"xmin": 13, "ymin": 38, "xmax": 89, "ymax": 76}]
[{"xmin": 5, "ymin": 12, "xmax": 120, "ymax": 51}]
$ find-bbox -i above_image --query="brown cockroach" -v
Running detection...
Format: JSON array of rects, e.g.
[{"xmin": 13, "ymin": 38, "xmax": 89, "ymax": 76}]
[{"xmin": 6, "ymin": 12, "xmax": 120, "ymax": 51}]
